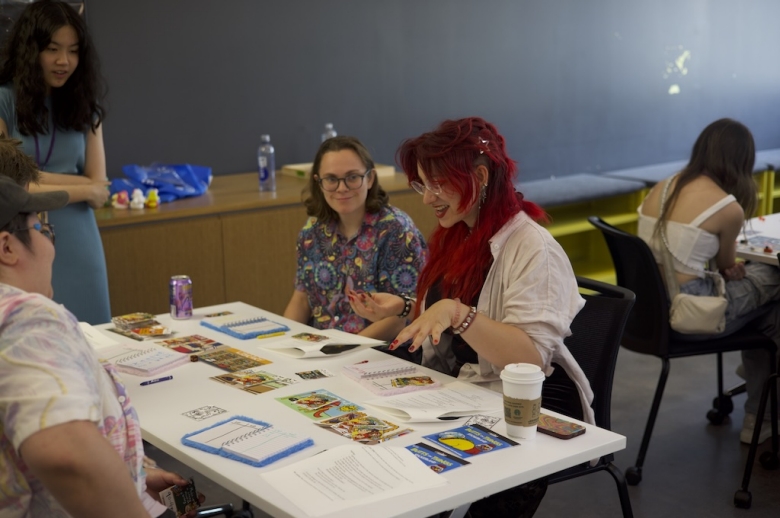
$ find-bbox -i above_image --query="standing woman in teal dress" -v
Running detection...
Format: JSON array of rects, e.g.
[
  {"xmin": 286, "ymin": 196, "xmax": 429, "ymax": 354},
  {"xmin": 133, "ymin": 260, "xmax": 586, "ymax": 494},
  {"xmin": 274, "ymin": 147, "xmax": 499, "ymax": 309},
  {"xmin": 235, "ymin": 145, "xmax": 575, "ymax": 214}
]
[{"xmin": 0, "ymin": 0, "xmax": 111, "ymax": 323}]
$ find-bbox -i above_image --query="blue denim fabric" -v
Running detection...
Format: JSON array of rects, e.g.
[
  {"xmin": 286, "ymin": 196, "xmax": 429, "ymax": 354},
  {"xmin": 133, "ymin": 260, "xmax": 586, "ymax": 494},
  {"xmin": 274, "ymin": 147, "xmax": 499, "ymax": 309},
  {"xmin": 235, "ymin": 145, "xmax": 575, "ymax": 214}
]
[{"xmin": 680, "ymin": 263, "xmax": 780, "ymax": 416}]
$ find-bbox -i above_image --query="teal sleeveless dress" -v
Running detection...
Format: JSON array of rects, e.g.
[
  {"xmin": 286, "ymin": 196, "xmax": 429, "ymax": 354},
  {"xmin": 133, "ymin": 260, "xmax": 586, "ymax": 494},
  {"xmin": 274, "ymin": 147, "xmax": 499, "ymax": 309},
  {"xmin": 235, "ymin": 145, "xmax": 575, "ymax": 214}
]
[{"xmin": 0, "ymin": 85, "xmax": 111, "ymax": 324}]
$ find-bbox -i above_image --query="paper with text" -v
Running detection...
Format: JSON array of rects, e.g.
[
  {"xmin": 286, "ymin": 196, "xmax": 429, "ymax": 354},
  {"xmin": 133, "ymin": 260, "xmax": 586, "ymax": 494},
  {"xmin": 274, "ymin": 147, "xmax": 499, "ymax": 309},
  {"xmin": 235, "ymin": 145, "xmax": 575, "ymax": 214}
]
[
  {"xmin": 261, "ymin": 444, "xmax": 446, "ymax": 516},
  {"xmin": 365, "ymin": 381, "xmax": 503, "ymax": 422}
]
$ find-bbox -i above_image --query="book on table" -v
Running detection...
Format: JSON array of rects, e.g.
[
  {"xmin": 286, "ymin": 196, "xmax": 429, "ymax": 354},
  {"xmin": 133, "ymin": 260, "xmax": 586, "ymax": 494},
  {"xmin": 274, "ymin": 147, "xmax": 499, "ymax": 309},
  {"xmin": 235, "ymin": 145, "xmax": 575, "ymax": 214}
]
[
  {"xmin": 342, "ymin": 359, "xmax": 441, "ymax": 396},
  {"xmin": 112, "ymin": 346, "xmax": 190, "ymax": 376},
  {"xmin": 200, "ymin": 314, "xmax": 290, "ymax": 340},
  {"xmin": 181, "ymin": 415, "xmax": 313, "ymax": 467}
]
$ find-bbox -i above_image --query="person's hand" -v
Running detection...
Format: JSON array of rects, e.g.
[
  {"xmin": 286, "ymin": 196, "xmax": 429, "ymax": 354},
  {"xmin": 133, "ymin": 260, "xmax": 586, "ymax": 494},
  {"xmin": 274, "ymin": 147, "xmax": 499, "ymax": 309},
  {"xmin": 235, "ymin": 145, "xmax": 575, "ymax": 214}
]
[
  {"xmin": 85, "ymin": 180, "xmax": 111, "ymax": 209},
  {"xmin": 720, "ymin": 262, "xmax": 746, "ymax": 282},
  {"xmin": 145, "ymin": 467, "xmax": 205, "ymax": 518},
  {"xmin": 390, "ymin": 299, "xmax": 462, "ymax": 353},
  {"xmin": 347, "ymin": 289, "xmax": 403, "ymax": 322}
]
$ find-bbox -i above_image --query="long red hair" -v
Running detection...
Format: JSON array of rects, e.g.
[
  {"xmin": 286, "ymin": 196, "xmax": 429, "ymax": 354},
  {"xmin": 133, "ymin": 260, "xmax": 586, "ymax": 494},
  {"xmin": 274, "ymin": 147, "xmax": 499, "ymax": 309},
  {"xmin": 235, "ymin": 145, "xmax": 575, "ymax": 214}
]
[{"xmin": 397, "ymin": 117, "xmax": 546, "ymax": 311}]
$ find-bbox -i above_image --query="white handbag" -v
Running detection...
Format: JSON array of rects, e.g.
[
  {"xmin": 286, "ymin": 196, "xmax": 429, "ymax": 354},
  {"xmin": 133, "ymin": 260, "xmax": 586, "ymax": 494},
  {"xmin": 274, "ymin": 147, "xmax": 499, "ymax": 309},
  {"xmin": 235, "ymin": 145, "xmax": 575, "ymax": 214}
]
[{"xmin": 658, "ymin": 177, "xmax": 728, "ymax": 335}]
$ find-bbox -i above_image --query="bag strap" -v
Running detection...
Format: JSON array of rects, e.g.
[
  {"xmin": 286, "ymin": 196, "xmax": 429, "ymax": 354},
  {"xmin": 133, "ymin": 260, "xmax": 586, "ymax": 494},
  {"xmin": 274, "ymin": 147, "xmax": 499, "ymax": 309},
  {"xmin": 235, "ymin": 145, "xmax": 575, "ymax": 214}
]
[{"xmin": 657, "ymin": 176, "xmax": 726, "ymax": 297}]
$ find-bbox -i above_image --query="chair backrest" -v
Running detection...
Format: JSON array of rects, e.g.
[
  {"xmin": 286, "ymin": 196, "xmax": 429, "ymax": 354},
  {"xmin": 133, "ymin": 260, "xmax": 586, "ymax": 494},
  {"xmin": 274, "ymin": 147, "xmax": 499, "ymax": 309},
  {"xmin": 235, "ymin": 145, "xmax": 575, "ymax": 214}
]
[
  {"xmin": 542, "ymin": 276, "xmax": 635, "ymax": 430},
  {"xmin": 588, "ymin": 216, "xmax": 673, "ymax": 356}
]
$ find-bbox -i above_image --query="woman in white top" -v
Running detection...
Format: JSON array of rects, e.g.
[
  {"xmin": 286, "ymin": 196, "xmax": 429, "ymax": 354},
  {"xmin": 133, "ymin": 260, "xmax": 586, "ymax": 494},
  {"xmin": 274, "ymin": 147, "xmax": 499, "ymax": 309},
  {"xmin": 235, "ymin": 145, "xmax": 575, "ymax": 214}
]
[{"xmin": 637, "ymin": 118, "xmax": 780, "ymax": 444}]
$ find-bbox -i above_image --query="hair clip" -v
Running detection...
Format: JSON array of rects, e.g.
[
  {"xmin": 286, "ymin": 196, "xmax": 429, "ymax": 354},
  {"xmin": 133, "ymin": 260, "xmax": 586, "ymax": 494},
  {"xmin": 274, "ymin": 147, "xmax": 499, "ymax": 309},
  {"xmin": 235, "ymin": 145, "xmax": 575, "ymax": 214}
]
[{"xmin": 478, "ymin": 137, "xmax": 489, "ymax": 154}]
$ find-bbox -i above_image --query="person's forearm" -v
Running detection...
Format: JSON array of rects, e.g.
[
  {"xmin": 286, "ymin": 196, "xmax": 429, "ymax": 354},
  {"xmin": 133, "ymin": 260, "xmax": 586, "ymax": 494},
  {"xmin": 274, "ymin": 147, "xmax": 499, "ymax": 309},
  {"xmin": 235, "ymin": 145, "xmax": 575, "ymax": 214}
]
[
  {"xmin": 21, "ymin": 421, "xmax": 152, "ymax": 518},
  {"xmin": 460, "ymin": 313, "xmax": 543, "ymax": 369},
  {"xmin": 38, "ymin": 171, "xmax": 93, "ymax": 185},
  {"xmin": 29, "ymin": 182, "xmax": 92, "ymax": 204}
]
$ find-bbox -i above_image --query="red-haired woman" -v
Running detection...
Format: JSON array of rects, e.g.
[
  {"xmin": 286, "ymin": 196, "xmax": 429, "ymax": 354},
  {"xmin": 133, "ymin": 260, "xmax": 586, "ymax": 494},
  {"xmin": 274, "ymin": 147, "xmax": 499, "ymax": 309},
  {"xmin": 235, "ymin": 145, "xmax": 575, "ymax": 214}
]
[{"xmin": 349, "ymin": 117, "xmax": 592, "ymax": 516}]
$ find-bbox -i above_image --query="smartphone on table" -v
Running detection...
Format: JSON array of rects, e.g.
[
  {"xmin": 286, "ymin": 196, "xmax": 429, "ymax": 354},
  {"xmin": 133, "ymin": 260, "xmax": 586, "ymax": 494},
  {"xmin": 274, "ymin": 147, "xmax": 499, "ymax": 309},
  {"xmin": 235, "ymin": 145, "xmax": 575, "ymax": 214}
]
[{"xmin": 537, "ymin": 413, "xmax": 586, "ymax": 439}]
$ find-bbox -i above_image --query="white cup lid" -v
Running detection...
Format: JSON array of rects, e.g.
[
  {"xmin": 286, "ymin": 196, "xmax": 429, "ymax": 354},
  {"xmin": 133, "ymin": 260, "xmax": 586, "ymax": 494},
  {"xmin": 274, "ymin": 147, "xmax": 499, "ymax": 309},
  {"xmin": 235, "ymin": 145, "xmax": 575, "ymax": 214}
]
[{"xmin": 500, "ymin": 363, "xmax": 545, "ymax": 383}]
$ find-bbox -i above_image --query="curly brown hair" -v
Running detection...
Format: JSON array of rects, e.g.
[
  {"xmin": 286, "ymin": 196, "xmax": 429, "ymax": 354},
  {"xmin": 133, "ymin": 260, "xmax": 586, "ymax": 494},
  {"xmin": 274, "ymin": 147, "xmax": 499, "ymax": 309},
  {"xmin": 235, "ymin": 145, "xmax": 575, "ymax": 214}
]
[
  {"xmin": 0, "ymin": 0, "xmax": 106, "ymax": 135},
  {"xmin": 303, "ymin": 136, "xmax": 388, "ymax": 225},
  {"xmin": 0, "ymin": 135, "xmax": 40, "ymax": 186}
]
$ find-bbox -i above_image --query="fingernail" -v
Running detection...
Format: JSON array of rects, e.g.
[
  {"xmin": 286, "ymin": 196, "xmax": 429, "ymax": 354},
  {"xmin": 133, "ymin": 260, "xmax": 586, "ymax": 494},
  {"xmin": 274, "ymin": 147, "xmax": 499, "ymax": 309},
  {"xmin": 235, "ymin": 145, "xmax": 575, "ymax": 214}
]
[
  {"xmin": 433, "ymin": 339, "xmax": 438, "ymax": 344},
  {"xmin": 390, "ymin": 340, "xmax": 398, "ymax": 346},
  {"xmin": 348, "ymin": 295, "xmax": 354, "ymax": 301}
]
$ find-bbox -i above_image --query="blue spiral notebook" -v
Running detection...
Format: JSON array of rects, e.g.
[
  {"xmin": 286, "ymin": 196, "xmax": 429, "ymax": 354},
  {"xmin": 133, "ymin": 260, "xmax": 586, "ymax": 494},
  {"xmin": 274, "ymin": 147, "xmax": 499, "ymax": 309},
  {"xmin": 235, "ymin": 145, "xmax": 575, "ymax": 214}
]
[
  {"xmin": 200, "ymin": 314, "xmax": 289, "ymax": 340},
  {"xmin": 181, "ymin": 415, "xmax": 313, "ymax": 467}
]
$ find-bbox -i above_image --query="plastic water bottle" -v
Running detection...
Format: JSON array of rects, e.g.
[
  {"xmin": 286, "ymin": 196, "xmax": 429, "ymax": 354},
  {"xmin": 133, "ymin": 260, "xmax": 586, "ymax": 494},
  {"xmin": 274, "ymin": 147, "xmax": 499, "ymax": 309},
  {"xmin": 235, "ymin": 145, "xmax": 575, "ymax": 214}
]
[
  {"xmin": 258, "ymin": 134, "xmax": 275, "ymax": 192},
  {"xmin": 321, "ymin": 123, "xmax": 337, "ymax": 142}
]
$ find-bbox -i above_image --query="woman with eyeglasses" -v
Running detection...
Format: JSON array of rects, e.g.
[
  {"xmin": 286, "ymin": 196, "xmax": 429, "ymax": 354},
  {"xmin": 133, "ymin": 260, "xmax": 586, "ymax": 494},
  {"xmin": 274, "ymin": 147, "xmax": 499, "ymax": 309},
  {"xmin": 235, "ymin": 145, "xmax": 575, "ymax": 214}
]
[
  {"xmin": 283, "ymin": 136, "xmax": 427, "ymax": 343},
  {"xmin": 349, "ymin": 117, "xmax": 591, "ymax": 517},
  {"xmin": 0, "ymin": 0, "xmax": 111, "ymax": 324}
]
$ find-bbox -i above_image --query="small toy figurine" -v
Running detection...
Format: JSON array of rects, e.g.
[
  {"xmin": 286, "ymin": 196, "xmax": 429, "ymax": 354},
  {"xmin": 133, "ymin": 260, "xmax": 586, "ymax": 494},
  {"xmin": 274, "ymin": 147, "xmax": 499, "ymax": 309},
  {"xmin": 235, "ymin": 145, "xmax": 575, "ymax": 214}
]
[
  {"xmin": 111, "ymin": 190, "xmax": 129, "ymax": 209},
  {"xmin": 764, "ymin": 245, "xmax": 774, "ymax": 254},
  {"xmin": 145, "ymin": 188, "xmax": 160, "ymax": 208},
  {"xmin": 130, "ymin": 188, "xmax": 146, "ymax": 209}
]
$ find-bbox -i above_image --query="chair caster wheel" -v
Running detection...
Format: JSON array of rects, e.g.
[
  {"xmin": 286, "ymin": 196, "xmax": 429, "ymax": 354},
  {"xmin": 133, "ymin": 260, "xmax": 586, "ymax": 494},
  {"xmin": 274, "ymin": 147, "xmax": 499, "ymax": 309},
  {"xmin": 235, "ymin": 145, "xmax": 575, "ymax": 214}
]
[
  {"xmin": 734, "ymin": 489, "xmax": 752, "ymax": 508},
  {"xmin": 706, "ymin": 409, "xmax": 727, "ymax": 425},
  {"xmin": 712, "ymin": 395, "xmax": 734, "ymax": 415},
  {"xmin": 759, "ymin": 451, "xmax": 780, "ymax": 470},
  {"xmin": 625, "ymin": 466, "xmax": 642, "ymax": 486}
]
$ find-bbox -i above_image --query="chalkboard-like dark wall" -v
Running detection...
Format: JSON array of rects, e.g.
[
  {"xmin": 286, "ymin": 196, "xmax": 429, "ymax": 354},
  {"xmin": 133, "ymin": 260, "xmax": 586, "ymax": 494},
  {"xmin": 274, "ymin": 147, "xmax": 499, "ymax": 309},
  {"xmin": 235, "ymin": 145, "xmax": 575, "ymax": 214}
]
[{"xmin": 87, "ymin": 0, "xmax": 780, "ymax": 181}]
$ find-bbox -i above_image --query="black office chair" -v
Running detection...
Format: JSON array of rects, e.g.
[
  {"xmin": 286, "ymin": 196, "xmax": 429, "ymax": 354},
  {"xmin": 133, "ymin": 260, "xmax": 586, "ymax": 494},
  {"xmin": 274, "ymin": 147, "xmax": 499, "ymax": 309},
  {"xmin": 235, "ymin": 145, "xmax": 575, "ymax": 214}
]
[
  {"xmin": 588, "ymin": 216, "xmax": 778, "ymax": 490},
  {"xmin": 542, "ymin": 276, "xmax": 635, "ymax": 518}
]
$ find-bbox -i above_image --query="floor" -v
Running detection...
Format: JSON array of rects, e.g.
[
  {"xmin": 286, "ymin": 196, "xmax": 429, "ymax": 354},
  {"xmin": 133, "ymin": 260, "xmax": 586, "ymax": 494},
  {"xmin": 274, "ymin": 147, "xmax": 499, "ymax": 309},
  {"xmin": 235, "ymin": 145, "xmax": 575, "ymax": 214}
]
[{"xmin": 147, "ymin": 349, "xmax": 780, "ymax": 517}]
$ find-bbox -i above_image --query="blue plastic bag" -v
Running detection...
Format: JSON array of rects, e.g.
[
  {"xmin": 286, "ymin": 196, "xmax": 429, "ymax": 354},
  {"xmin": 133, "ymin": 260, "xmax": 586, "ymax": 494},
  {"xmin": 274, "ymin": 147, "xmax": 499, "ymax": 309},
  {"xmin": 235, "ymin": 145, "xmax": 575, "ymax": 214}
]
[{"xmin": 110, "ymin": 164, "xmax": 212, "ymax": 203}]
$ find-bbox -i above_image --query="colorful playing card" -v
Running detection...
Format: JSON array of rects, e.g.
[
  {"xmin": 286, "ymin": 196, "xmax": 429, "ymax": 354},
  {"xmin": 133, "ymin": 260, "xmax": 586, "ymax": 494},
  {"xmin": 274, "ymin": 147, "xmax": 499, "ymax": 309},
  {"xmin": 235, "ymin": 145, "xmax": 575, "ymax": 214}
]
[{"xmin": 275, "ymin": 389, "xmax": 362, "ymax": 420}]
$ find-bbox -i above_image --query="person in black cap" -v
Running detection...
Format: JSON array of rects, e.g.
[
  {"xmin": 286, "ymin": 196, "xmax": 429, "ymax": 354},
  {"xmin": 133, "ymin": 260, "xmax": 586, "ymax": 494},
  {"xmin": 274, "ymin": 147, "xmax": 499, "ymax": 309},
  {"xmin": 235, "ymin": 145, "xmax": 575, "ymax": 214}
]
[{"xmin": 0, "ymin": 164, "xmax": 200, "ymax": 515}]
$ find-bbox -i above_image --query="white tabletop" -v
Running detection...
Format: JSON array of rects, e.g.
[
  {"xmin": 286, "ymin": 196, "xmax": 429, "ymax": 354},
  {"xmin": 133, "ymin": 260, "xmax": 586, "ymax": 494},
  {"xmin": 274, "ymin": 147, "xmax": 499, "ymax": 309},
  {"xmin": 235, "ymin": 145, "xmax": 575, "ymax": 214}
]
[
  {"xmin": 98, "ymin": 301, "xmax": 626, "ymax": 518},
  {"xmin": 736, "ymin": 213, "xmax": 780, "ymax": 265}
]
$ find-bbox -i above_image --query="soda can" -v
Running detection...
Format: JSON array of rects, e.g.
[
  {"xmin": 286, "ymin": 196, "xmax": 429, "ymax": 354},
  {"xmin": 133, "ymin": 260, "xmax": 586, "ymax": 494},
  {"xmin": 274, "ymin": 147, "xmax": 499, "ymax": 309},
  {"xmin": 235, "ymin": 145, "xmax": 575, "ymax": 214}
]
[{"xmin": 170, "ymin": 275, "xmax": 193, "ymax": 319}]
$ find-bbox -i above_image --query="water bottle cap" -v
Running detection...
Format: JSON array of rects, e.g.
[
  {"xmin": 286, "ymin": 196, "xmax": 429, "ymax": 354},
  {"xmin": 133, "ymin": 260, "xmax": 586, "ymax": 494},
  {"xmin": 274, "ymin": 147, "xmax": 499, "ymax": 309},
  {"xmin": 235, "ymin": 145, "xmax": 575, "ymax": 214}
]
[
  {"xmin": 325, "ymin": 123, "xmax": 333, "ymax": 129},
  {"xmin": 260, "ymin": 134, "xmax": 270, "ymax": 142}
]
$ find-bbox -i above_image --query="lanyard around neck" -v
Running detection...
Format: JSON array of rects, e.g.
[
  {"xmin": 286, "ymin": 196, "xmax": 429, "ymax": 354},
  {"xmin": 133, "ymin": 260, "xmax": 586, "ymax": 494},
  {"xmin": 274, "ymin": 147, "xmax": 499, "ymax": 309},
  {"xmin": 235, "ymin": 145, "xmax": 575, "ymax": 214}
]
[{"xmin": 33, "ymin": 127, "xmax": 56, "ymax": 169}]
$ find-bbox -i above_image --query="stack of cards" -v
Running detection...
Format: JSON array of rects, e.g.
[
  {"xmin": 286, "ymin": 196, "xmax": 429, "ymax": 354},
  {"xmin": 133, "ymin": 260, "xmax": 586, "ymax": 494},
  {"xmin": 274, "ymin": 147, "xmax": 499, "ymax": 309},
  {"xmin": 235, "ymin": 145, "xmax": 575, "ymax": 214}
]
[{"xmin": 110, "ymin": 312, "xmax": 173, "ymax": 340}]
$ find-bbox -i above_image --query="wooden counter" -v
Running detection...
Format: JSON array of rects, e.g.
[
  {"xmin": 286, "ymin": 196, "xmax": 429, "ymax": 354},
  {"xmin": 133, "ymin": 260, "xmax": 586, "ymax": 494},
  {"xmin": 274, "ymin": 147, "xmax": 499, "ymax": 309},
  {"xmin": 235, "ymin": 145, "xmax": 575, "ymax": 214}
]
[{"xmin": 96, "ymin": 172, "xmax": 437, "ymax": 316}]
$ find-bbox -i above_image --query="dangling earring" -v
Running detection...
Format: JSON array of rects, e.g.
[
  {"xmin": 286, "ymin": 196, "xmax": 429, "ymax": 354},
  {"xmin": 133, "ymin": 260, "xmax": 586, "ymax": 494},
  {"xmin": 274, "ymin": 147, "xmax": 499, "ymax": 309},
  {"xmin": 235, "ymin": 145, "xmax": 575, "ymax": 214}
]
[{"xmin": 480, "ymin": 183, "xmax": 488, "ymax": 206}]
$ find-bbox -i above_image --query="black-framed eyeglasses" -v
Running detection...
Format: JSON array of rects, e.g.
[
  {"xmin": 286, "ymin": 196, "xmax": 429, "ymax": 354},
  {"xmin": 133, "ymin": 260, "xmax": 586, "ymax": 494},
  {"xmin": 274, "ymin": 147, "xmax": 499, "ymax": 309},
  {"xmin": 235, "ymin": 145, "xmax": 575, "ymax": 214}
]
[
  {"xmin": 410, "ymin": 179, "xmax": 442, "ymax": 196},
  {"xmin": 14, "ymin": 222, "xmax": 55, "ymax": 245},
  {"xmin": 317, "ymin": 170, "xmax": 371, "ymax": 192}
]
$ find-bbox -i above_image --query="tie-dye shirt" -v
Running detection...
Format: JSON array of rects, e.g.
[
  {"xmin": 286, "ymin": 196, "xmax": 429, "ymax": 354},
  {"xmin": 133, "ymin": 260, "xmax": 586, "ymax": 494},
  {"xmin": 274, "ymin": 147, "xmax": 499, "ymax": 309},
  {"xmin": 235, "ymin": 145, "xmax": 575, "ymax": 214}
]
[
  {"xmin": 294, "ymin": 205, "xmax": 427, "ymax": 333},
  {"xmin": 0, "ymin": 283, "xmax": 165, "ymax": 517}
]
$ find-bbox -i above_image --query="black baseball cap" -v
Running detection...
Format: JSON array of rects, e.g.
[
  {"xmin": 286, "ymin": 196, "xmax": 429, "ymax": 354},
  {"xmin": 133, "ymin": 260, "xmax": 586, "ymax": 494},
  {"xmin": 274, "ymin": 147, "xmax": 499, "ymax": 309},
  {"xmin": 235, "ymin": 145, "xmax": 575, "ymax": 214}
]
[{"xmin": 0, "ymin": 175, "xmax": 68, "ymax": 229}]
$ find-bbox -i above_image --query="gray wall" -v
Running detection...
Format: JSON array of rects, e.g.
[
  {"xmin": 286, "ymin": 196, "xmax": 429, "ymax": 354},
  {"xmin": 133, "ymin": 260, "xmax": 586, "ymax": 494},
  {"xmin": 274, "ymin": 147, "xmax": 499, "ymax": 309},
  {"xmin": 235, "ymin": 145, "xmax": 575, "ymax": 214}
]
[{"xmin": 87, "ymin": 0, "xmax": 780, "ymax": 182}]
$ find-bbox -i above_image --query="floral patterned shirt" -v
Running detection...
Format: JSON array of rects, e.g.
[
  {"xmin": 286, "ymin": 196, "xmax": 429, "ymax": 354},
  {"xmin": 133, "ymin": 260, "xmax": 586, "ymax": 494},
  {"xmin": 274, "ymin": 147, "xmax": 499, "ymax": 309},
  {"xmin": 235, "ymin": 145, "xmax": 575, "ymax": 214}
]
[
  {"xmin": 0, "ymin": 283, "xmax": 165, "ymax": 517},
  {"xmin": 295, "ymin": 205, "xmax": 427, "ymax": 333}
]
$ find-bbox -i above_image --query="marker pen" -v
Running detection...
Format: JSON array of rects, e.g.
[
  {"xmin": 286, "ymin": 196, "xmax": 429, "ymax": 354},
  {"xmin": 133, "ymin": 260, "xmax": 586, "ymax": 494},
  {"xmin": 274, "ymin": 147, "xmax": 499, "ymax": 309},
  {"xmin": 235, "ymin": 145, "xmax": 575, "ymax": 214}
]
[{"xmin": 140, "ymin": 375, "xmax": 173, "ymax": 386}]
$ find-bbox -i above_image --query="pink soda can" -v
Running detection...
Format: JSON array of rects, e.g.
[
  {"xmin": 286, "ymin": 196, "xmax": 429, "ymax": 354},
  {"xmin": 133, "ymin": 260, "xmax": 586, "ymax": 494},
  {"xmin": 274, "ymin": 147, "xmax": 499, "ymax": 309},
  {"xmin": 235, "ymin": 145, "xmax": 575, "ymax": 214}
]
[{"xmin": 170, "ymin": 275, "xmax": 193, "ymax": 319}]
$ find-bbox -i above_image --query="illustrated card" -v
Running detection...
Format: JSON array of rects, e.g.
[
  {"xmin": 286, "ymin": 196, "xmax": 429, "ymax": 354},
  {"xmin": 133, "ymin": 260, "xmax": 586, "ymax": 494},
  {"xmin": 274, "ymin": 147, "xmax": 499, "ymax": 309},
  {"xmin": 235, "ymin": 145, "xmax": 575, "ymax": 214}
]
[
  {"xmin": 204, "ymin": 311, "xmax": 233, "ymax": 318},
  {"xmin": 291, "ymin": 332, "xmax": 330, "ymax": 343},
  {"xmin": 423, "ymin": 424, "xmax": 519, "ymax": 459},
  {"xmin": 106, "ymin": 327, "xmax": 145, "ymax": 341},
  {"xmin": 315, "ymin": 411, "xmax": 413, "ymax": 445},
  {"xmin": 295, "ymin": 369, "xmax": 334, "ymax": 380},
  {"xmin": 157, "ymin": 334, "xmax": 222, "ymax": 354},
  {"xmin": 197, "ymin": 346, "xmax": 272, "ymax": 372},
  {"xmin": 182, "ymin": 405, "xmax": 228, "ymax": 421},
  {"xmin": 406, "ymin": 442, "xmax": 470, "ymax": 473},
  {"xmin": 275, "ymin": 389, "xmax": 363, "ymax": 420},
  {"xmin": 465, "ymin": 414, "xmax": 501, "ymax": 429},
  {"xmin": 211, "ymin": 368, "xmax": 298, "ymax": 395},
  {"xmin": 111, "ymin": 312, "xmax": 156, "ymax": 330}
]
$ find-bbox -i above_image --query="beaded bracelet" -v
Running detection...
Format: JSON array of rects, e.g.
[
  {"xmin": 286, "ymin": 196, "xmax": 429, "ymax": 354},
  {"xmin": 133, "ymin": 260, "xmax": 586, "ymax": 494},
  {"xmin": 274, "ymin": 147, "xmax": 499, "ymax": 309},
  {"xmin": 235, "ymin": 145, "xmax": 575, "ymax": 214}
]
[
  {"xmin": 452, "ymin": 306, "xmax": 477, "ymax": 335},
  {"xmin": 398, "ymin": 295, "xmax": 414, "ymax": 318}
]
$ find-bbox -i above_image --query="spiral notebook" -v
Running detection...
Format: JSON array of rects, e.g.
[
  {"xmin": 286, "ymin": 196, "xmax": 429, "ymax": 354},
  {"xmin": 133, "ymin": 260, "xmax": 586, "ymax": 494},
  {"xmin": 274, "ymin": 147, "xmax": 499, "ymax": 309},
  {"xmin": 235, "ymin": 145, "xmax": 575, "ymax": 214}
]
[
  {"xmin": 181, "ymin": 415, "xmax": 314, "ymax": 467},
  {"xmin": 113, "ymin": 346, "xmax": 190, "ymax": 376},
  {"xmin": 200, "ymin": 314, "xmax": 290, "ymax": 340},
  {"xmin": 343, "ymin": 359, "xmax": 440, "ymax": 396},
  {"xmin": 342, "ymin": 359, "xmax": 418, "ymax": 380}
]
